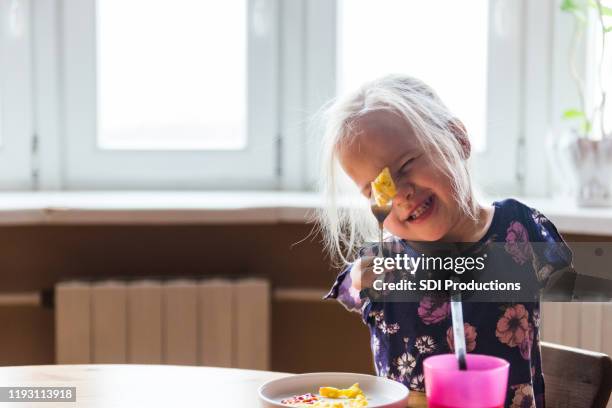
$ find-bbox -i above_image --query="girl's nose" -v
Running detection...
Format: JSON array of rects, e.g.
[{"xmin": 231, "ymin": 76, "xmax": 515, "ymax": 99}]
[{"xmin": 393, "ymin": 182, "xmax": 416, "ymax": 208}]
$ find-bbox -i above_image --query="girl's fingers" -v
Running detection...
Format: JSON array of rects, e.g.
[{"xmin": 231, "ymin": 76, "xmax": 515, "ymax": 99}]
[{"xmin": 350, "ymin": 255, "xmax": 394, "ymax": 291}]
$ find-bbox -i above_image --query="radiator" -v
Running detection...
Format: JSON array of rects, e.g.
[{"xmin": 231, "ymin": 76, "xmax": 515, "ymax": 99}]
[
  {"xmin": 55, "ymin": 278, "xmax": 270, "ymax": 369},
  {"xmin": 541, "ymin": 302, "xmax": 612, "ymax": 356}
]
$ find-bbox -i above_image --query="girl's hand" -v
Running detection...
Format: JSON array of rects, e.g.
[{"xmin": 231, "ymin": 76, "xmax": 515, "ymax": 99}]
[{"xmin": 350, "ymin": 256, "xmax": 394, "ymax": 292}]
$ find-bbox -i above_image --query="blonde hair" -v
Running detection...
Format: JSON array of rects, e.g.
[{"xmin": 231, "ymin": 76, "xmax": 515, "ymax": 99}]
[{"xmin": 316, "ymin": 74, "xmax": 478, "ymax": 267}]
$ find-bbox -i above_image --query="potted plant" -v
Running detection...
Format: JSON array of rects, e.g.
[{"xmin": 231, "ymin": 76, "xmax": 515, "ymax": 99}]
[{"xmin": 558, "ymin": 0, "xmax": 612, "ymax": 206}]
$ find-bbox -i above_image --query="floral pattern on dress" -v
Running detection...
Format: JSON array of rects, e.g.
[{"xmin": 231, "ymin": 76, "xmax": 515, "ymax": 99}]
[
  {"xmin": 379, "ymin": 321, "xmax": 400, "ymax": 335},
  {"xmin": 532, "ymin": 308, "xmax": 540, "ymax": 328},
  {"xmin": 415, "ymin": 336, "xmax": 436, "ymax": 354},
  {"xmin": 417, "ymin": 296, "xmax": 450, "ymax": 325},
  {"xmin": 510, "ymin": 383, "xmax": 536, "ymax": 408},
  {"xmin": 409, "ymin": 374, "xmax": 425, "ymax": 391},
  {"xmin": 531, "ymin": 209, "xmax": 549, "ymax": 234},
  {"xmin": 519, "ymin": 323, "xmax": 534, "ymax": 360},
  {"xmin": 369, "ymin": 310, "xmax": 400, "ymax": 334},
  {"xmin": 496, "ymin": 304, "xmax": 530, "ymax": 347},
  {"xmin": 369, "ymin": 310, "xmax": 384, "ymax": 322},
  {"xmin": 446, "ymin": 323, "xmax": 477, "ymax": 352},
  {"xmin": 394, "ymin": 352, "xmax": 416, "ymax": 378},
  {"xmin": 505, "ymin": 221, "xmax": 533, "ymax": 265}
]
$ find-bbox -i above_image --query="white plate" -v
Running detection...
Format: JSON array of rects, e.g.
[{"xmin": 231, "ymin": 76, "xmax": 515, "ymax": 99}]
[{"xmin": 258, "ymin": 372, "xmax": 409, "ymax": 407}]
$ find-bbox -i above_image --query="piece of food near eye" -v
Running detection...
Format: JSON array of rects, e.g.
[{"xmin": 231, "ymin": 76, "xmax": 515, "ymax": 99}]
[{"xmin": 370, "ymin": 167, "xmax": 397, "ymax": 207}]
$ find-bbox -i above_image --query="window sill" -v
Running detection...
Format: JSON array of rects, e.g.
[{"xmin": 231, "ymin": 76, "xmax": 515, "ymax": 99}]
[
  {"xmin": 0, "ymin": 192, "xmax": 609, "ymax": 236},
  {"xmin": 500, "ymin": 196, "xmax": 612, "ymax": 237},
  {"xmin": 0, "ymin": 191, "xmax": 321, "ymax": 225}
]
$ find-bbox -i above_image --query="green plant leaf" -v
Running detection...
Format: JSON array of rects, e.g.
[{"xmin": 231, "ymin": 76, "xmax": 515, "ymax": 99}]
[
  {"xmin": 563, "ymin": 0, "xmax": 588, "ymax": 22},
  {"xmin": 562, "ymin": 0, "xmax": 580, "ymax": 11},
  {"xmin": 605, "ymin": 25, "xmax": 612, "ymax": 32},
  {"xmin": 562, "ymin": 109, "xmax": 586, "ymax": 119},
  {"xmin": 588, "ymin": 0, "xmax": 612, "ymax": 15},
  {"xmin": 562, "ymin": 109, "xmax": 592, "ymax": 136}
]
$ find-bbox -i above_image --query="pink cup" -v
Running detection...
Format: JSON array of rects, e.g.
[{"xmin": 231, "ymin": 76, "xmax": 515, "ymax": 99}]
[{"xmin": 423, "ymin": 354, "xmax": 509, "ymax": 408}]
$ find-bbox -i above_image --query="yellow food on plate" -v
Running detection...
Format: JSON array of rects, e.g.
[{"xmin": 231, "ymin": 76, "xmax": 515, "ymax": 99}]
[
  {"xmin": 317, "ymin": 383, "xmax": 367, "ymax": 406},
  {"xmin": 352, "ymin": 394, "xmax": 368, "ymax": 407},
  {"xmin": 371, "ymin": 167, "xmax": 397, "ymax": 207},
  {"xmin": 319, "ymin": 383, "xmax": 364, "ymax": 399},
  {"xmin": 282, "ymin": 383, "xmax": 368, "ymax": 407}
]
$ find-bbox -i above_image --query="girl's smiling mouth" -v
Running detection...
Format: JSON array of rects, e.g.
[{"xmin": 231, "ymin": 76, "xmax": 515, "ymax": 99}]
[{"xmin": 406, "ymin": 195, "xmax": 435, "ymax": 223}]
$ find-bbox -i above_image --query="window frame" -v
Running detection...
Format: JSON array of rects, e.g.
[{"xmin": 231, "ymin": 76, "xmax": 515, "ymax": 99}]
[
  {"xmin": 467, "ymin": 0, "xmax": 525, "ymax": 197},
  {"xmin": 0, "ymin": 0, "xmax": 33, "ymax": 190},
  {"xmin": 315, "ymin": 0, "xmax": 526, "ymax": 197},
  {"xmin": 50, "ymin": 0, "xmax": 280, "ymax": 190},
  {"xmin": 522, "ymin": 0, "xmax": 588, "ymax": 198}
]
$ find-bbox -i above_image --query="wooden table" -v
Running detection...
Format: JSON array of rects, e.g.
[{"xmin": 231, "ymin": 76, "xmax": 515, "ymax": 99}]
[{"xmin": 0, "ymin": 365, "xmax": 428, "ymax": 407}]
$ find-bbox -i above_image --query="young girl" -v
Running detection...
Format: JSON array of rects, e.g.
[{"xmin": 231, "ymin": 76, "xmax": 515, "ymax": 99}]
[{"xmin": 318, "ymin": 75, "xmax": 573, "ymax": 408}]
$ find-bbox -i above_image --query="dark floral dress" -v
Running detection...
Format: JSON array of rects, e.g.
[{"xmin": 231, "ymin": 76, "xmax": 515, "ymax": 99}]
[{"xmin": 325, "ymin": 199, "xmax": 573, "ymax": 408}]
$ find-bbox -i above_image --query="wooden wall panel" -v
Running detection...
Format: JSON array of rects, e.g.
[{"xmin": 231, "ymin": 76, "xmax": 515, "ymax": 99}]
[
  {"xmin": 0, "ymin": 306, "xmax": 54, "ymax": 365},
  {"xmin": 271, "ymin": 300, "xmax": 374, "ymax": 374},
  {"xmin": 0, "ymin": 223, "xmax": 341, "ymax": 371},
  {"xmin": 0, "ymin": 224, "xmax": 336, "ymax": 292}
]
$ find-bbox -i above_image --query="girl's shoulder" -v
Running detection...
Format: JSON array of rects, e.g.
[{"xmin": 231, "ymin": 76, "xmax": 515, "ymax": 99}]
[
  {"xmin": 492, "ymin": 197, "xmax": 539, "ymax": 219},
  {"xmin": 489, "ymin": 197, "xmax": 565, "ymax": 245}
]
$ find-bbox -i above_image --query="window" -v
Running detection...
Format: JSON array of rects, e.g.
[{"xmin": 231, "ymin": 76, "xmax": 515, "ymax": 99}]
[
  {"xmin": 338, "ymin": 0, "xmax": 489, "ymax": 152},
  {"xmin": 0, "ymin": 0, "xmax": 575, "ymax": 193},
  {"xmin": 0, "ymin": 0, "xmax": 32, "ymax": 190},
  {"xmin": 96, "ymin": 0, "xmax": 247, "ymax": 150},
  {"xmin": 586, "ymin": 3, "xmax": 612, "ymax": 139},
  {"xmin": 59, "ymin": 0, "xmax": 279, "ymax": 189},
  {"xmin": 335, "ymin": 0, "xmax": 525, "ymax": 195},
  {"xmin": 546, "ymin": 1, "xmax": 610, "ymax": 196}
]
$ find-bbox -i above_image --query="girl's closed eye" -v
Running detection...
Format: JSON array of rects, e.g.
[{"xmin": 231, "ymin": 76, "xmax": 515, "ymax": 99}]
[{"xmin": 397, "ymin": 154, "xmax": 421, "ymax": 176}]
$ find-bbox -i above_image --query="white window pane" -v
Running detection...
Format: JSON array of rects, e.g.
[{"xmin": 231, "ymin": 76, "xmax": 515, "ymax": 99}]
[
  {"xmin": 0, "ymin": 79, "xmax": 3, "ymax": 148},
  {"xmin": 96, "ymin": 0, "xmax": 247, "ymax": 150},
  {"xmin": 589, "ymin": 8, "xmax": 612, "ymax": 138},
  {"xmin": 0, "ymin": 0, "xmax": 32, "ymax": 189},
  {"xmin": 338, "ymin": 0, "xmax": 489, "ymax": 152}
]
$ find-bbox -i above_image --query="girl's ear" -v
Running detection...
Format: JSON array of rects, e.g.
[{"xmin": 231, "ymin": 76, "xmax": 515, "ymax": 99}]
[{"xmin": 449, "ymin": 119, "xmax": 470, "ymax": 159}]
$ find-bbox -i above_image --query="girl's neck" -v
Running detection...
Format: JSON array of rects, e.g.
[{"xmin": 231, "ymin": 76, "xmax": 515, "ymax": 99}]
[{"xmin": 442, "ymin": 203, "xmax": 495, "ymax": 243}]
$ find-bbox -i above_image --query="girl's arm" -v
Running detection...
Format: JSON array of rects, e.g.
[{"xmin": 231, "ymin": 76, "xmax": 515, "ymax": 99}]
[
  {"xmin": 325, "ymin": 241, "xmax": 400, "ymax": 316},
  {"xmin": 527, "ymin": 206, "xmax": 576, "ymax": 299},
  {"xmin": 324, "ymin": 263, "xmax": 364, "ymax": 313},
  {"xmin": 325, "ymin": 255, "xmax": 391, "ymax": 313}
]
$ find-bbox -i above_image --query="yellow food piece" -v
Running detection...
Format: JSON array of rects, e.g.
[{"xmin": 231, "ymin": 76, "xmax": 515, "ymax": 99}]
[
  {"xmin": 371, "ymin": 167, "xmax": 397, "ymax": 207},
  {"xmin": 288, "ymin": 383, "xmax": 368, "ymax": 407},
  {"xmin": 319, "ymin": 383, "xmax": 364, "ymax": 399},
  {"xmin": 349, "ymin": 394, "xmax": 368, "ymax": 407}
]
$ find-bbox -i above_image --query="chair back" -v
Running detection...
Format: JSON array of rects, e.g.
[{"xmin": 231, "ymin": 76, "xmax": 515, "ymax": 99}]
[{"xmin": 541, "ymin": 341, "xmax": 612, "ymax": 408}]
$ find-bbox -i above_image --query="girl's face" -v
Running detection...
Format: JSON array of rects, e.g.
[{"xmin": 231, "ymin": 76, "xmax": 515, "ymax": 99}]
[{"xmin": 338, "ymin": 111, "xmax": 466, "ymax": 242}]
